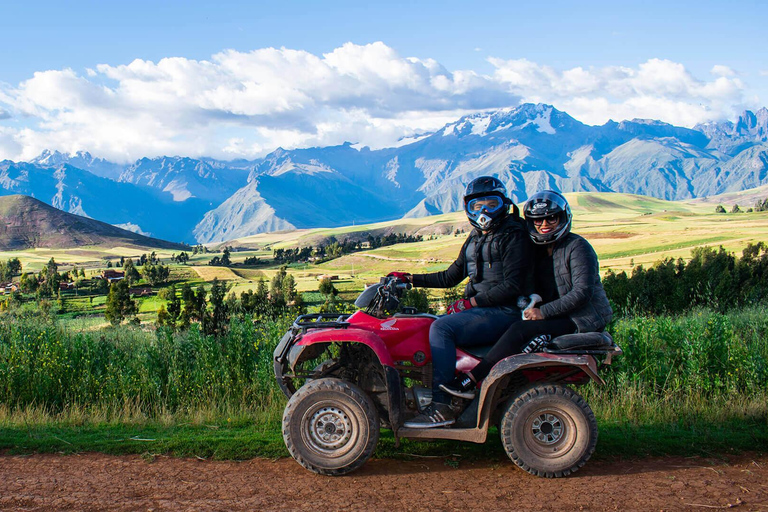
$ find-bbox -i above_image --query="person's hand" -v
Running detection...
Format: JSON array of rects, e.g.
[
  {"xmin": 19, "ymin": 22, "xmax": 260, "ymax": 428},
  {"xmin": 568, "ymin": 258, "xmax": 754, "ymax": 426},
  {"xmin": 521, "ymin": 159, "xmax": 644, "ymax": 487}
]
[
  {"xmin": 386, "ymin": 271, "xmax": 411, "ymax": 283},
  {"xmin": 446, "ymin": 298, "xmax": 473, "ymax": 314},
  {"xmin": 523, "ymin": 307, "xmax": 544, "ymax": 321}
]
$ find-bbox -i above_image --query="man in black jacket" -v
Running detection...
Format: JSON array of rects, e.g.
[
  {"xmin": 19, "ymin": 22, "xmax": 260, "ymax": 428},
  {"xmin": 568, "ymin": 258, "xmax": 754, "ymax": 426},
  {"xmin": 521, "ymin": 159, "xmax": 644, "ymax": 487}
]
[{"xmin": 390, "ymin": 176, "xmax": 532, "ymax": 428}]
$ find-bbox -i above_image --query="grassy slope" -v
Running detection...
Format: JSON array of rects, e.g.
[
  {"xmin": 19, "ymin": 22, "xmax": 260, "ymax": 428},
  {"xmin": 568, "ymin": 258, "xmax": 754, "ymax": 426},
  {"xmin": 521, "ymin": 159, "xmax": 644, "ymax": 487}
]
[{"xmin": 8, "ymin": 191, "xmax": 768, "ymax": 308}]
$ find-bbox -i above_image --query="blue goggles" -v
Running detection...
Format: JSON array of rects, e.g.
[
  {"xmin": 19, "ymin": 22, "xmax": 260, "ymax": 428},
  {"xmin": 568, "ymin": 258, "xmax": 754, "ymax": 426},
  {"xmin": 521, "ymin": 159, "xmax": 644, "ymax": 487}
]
[{"xmin": 467, "ymin": 195, "xmax": 505, "ymax": 214}]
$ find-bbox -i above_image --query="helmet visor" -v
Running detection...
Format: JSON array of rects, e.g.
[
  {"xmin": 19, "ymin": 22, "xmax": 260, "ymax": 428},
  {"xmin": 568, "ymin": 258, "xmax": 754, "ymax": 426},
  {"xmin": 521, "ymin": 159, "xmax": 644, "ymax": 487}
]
[{"xmin": 467, "ymin": 195, "xmax": 504, "ymax": 214}]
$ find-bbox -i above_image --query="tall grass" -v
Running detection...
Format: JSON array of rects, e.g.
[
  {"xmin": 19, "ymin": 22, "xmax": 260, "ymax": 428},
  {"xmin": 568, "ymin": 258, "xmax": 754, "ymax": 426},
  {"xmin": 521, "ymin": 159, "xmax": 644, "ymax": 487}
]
[
  {"xmin": 581, "ymin": 306, "xmax": 768, "ymax": 454},
  {"xmin": 0, "ymin": 309, "xmax": 293, "ymax": 418},
  {"xmin": 0, "ymin": 305, "xmax": 765, "ymax": 457}
]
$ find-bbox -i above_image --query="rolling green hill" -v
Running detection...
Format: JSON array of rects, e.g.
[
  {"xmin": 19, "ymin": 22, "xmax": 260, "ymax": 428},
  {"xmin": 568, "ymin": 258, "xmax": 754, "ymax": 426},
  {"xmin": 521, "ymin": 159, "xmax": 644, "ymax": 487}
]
[{"xmin": 4, "ymin": 191, "xmax": 768, "ymax": 291}]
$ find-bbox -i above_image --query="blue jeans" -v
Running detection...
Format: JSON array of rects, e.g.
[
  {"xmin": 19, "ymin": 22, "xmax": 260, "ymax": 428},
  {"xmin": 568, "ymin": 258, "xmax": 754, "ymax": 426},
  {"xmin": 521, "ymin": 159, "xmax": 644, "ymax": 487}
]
[{"xmin": 429, "ymin": 306, "xmax": 521, "ymax": 403}]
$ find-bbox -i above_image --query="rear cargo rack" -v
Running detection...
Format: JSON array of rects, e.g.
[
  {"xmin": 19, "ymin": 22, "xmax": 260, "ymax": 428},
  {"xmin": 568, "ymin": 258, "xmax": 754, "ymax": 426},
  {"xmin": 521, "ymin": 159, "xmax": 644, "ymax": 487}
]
[{"xmin": 293, "ymin": 313, "xmax": 352, "ymax": 333}]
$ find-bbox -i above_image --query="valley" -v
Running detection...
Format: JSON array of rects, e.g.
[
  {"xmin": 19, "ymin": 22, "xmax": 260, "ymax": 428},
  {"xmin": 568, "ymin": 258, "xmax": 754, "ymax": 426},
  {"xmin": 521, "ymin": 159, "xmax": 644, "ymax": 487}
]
[{"xmin": 2, "ymin": 190, "xmax": 767, "ymax": 326}]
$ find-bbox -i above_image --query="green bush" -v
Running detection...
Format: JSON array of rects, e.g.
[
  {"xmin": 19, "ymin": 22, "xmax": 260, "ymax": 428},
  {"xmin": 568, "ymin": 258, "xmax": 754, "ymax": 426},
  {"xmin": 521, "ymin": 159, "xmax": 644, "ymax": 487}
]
[
  {"xmin": 604, "ymin": 243, "xmax": 768, "ymax": 315},
  {"xmin": 0, "ymin": 302, "xmax": 766, "ymax": 426},
  {"xmin": 607, "ymin": 307, "xmax": 768, "ymax": 395},
  {"xmin": 0, "ymin": 310, "xmax": 293, "ymax": 414}
]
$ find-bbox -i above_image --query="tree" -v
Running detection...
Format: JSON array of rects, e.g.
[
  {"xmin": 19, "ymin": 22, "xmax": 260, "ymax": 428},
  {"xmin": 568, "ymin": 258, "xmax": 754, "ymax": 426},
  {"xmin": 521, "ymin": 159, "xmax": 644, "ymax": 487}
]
[
  {"xmin": 715, "ymin": 205, "xmax": 726, "ymax": 213},
  {"xmin": 95, "ymin": 276, "xmax": 109, "ymax": 294},
  {"xmin": 142, "ymin": 263, "xmax": 170, "ymax": 286},
  {"xmin": 20, "ymin": 272, "xmax": 38, "ymax": 293},
  {"xmin": 731, "ymin": 204, "xmax": 741, "ymax": 213},
  {"xmin": 318, "ymin": 277, "xmax": 337, "ymax": 297},
  {"xmin": 179, "ymin": 282, "xmax": 196, "ymax": 325},
  {"xmin": 38, "ymin": 258, "xmax": 61, "ymax": 298},
  {"xmin": 0, "ymin": 258, "xmax": 22, "ymax": 281},
  {"xmin": 166, "ymin": 285, "xmax": 182, "ymax": 320},
  {"xmin": 401, "ymin": 288, "xmax": 432, "ymax": 313},
  {"xmin": 221, "ymin": 247, "xmax": 231, "ymax": 267},
  {"xmin": 123, "ymin": 259, "xmax": 140, "ymax": 284},
  {"xmin": 158, "ymin": 284, "xmax": 182, "ymax": 328},
  {"xmin": 282, "ymin": 274, "xmax": 299, "ymax": 305},
  {"xmin": 256, "ymin": 278, "xmax": 268, "ymax": 301},
  {"xmin": 204, "ymin": 278, "xmax": 230, "ymax": 336},
  {"xmin": 270, "ymin": 267, "xmax": 288, "ymax": 305},
  {"xmin": 105, "ymin": 280, "xmax": 137, "ymax": 325}
]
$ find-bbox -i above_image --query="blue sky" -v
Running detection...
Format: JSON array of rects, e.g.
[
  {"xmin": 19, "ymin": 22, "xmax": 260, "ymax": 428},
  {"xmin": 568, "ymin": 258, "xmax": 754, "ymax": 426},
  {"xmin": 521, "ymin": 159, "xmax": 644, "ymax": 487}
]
[{"xmin": 0, "ymin": 0, "xmax": 765, "ymax": 161}]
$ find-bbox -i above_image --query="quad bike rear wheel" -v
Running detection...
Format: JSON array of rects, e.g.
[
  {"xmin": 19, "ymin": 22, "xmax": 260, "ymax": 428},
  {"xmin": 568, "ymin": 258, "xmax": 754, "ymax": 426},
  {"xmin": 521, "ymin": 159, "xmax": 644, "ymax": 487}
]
[
  {"xmin": 500, "ymin": 384, "xmax": 597, "ymax": 478},
  {"xmin": 282, "ymin": 377, "xmax": 379, "ymax": 476}
]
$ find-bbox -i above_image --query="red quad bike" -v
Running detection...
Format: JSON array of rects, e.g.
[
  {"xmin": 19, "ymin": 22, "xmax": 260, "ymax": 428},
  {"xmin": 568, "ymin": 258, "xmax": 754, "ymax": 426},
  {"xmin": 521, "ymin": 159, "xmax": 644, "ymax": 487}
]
[{"xmin": 274, "ymin": 277, "xmax": 621, "ymax": 477}]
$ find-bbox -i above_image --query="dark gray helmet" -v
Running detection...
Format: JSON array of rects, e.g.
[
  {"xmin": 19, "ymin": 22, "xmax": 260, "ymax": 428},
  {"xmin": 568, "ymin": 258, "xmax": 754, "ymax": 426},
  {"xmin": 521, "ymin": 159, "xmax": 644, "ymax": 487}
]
[
  {"xmin": 523, "ymin": 190, "xmax": 572, "ymax": 244},
  {"xmin": 463, "ymin": 176, "xmax": 512, "ymax": 230}
]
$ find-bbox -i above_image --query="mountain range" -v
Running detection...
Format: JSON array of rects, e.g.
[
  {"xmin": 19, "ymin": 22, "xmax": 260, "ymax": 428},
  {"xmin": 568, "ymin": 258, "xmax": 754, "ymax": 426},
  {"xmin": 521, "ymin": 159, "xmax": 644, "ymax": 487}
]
[{"xmin": 2, "ymin": 103, "xmax": 767, "ymax": 244}]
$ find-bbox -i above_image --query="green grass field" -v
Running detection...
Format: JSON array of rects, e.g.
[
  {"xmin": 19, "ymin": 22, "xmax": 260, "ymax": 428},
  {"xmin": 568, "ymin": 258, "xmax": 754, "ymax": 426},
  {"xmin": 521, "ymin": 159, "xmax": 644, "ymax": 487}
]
[
  {"xmin": 3, "ymin": 191, "xmax": 767, "ymax": 322},
  {"xmin": 0, "ymin": 307, "xmax": 765, "ymax": 460},
  {"xmin": 4, "ymin": 191, "xmax": 768, "ymax": 324}
]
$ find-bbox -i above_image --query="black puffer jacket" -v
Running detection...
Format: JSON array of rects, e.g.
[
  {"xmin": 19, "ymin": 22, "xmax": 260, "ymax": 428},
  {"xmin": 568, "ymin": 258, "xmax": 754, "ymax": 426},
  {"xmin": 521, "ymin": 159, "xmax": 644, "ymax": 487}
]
[
  {"xmin": 411, "ymin": 215, "xmax": 532, "ymax": 308},
  {"xmin": 539, "ymin": 233, "xmax": 613, "ymax": 332}
]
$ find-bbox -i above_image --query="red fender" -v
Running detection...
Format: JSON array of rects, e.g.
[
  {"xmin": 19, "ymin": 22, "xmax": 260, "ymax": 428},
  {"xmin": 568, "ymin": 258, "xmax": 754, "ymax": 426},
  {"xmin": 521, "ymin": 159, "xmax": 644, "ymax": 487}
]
[{"xmin": 295, "ymin": 328, "xmax": 395, "ymax": 367}]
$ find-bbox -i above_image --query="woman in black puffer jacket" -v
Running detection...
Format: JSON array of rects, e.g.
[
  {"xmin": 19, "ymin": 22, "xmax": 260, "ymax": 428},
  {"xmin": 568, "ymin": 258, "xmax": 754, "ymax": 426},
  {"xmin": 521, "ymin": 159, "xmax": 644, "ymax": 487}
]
[{"xmin": 440, "ymin": 190, "xmax": 613, "ymax": 399}]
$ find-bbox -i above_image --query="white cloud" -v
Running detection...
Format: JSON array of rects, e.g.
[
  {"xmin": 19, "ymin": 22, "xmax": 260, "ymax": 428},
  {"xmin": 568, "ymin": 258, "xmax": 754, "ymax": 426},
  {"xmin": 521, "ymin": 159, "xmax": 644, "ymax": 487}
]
[
  {"xmin": 488, "ymin": 57, "xmax": 746, "ymax": 127},
  {"xmin": 0, "ymin": 43, "xmax": 752, "ymax": 162},
  {"xmin": 711, "ymin": 65, "xmax": 736, "ymax": 77}
]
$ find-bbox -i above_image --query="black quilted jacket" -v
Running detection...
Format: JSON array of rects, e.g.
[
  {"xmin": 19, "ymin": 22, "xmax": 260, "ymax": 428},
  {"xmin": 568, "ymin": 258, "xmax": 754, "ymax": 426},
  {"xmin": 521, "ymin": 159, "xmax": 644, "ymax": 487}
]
[{"xmin": 539, "ymin": 233, "xmax": 613, "ymax": 332}]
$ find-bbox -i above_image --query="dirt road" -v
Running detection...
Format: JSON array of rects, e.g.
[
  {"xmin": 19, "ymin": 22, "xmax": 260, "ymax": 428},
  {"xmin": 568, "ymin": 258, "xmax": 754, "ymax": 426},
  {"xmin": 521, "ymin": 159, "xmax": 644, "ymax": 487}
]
[{"xmin": 1, "ymin": 453, "xmax": 766, "ymax": 511}]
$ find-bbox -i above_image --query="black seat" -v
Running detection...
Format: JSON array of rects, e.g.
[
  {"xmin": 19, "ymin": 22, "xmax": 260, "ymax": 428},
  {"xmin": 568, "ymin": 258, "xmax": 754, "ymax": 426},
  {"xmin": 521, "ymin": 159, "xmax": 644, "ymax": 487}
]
[
  {"xmin": 547, "ymin": 331, "xmax": 614, "ymax": 351},
  {"xmin": 460, "ymin": 332, "xmax": 615, "ymax": 359},
  {"xmin": 460, "ymin": 345, "xmax": 496, "ymax": 359}
]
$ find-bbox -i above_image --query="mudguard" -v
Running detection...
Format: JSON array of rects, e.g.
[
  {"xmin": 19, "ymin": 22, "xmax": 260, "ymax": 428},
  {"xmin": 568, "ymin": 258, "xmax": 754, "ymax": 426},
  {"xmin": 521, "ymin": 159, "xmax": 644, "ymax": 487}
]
[
  {"xmin": 284, "ymin": 328, "xmax": 403, "ymax": 435},
  {"xmin": 474, "ymin": 352, "xmax": 601, "ymax": 432},
  {"xmin": 289, "ymin": 328, "xmax": 396, "ymax": 369}
]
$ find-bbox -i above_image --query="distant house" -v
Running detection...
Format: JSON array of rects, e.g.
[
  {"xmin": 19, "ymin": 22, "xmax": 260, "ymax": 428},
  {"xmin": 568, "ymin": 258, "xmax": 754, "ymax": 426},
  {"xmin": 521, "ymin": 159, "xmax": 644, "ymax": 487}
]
[
  {"xmin": 100, "ymin": 270, "xmax": 125, "ymax": 282},
  {"xmin": 319, "ymin": 275, "xmax": 339, "ymax": 281},
  {"xmin": 129, "ymin": 286, "xmax": 154, "ymax": 297},
  {"xmin": 59, "ymin": 282, "xmax": 76, "ymax": 291},
  {"xmin": 0, "ymin": 283, "xmax": 19, "ymax": 295}
]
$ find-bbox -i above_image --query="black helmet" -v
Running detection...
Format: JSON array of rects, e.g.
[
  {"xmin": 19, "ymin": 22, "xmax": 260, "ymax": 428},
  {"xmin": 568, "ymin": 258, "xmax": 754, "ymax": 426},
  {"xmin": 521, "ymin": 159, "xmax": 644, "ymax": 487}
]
[
  {"xmin": 463, "ymin": 176, "xmax": 512, "ymax": 230},
  {"xmin": 523, "ymin": 190, "xmax": 572, "ymax": 244}
]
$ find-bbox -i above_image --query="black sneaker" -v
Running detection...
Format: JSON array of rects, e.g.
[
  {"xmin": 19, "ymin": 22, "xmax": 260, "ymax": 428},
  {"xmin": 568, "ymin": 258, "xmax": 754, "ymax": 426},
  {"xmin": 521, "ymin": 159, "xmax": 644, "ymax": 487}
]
[
  {"xmin": 403, "ymin": 402, "xmax": 456, "ymax": 429},
  {"xmin": 439, "ymin": 373, "xmax": 477, "ymax": 399}
]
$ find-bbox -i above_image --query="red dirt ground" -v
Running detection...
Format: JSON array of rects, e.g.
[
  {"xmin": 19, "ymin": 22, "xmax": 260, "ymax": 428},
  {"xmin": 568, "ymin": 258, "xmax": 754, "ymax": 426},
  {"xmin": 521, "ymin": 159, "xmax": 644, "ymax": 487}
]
[{"xmin": 1, "ymin": 453, "xmax": 766, "ymax": 511}]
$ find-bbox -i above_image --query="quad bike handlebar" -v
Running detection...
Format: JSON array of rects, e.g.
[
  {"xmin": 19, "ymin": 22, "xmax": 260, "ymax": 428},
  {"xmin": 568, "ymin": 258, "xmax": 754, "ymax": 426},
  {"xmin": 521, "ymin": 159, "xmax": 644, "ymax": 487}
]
[{"xmin": 354, "ymin": 276, "xmax": 412, "ymax": 318}]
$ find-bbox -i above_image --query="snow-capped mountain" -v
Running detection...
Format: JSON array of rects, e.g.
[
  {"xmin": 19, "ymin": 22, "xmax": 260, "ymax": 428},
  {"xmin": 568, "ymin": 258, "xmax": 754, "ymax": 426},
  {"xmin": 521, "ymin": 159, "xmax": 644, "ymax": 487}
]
[
  {"xmin": 118, "ymin": 156, "xmax": 249, "ymax": 205},
  {"xmin": 194, "ymin": 104, "xmax": 768, "ymax": 241},
  {"xmin": 31, "ymin": 150, "xmax": 124, "ymax": 180},
  {"xmin": 4, "ymin": 103, "xmax": 768, "ymax": 244},
  {"xmin": 695, "ymin": 107, "xmax": 768, "ymax": 155}
]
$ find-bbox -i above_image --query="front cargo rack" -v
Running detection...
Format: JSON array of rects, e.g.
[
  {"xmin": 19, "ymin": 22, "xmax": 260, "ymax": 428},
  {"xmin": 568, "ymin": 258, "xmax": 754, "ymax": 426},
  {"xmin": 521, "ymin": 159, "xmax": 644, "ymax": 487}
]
[{"xmin": 293, "ymin": 313, "xmax": 352, "ymax": 333}]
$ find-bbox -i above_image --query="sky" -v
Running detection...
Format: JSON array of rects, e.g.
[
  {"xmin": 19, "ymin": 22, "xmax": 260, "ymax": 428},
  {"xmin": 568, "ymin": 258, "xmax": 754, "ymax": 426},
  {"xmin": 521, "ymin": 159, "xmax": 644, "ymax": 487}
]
[{"xmin": 0, "ymin": 0, "xmax": 766, "ymax": 162}]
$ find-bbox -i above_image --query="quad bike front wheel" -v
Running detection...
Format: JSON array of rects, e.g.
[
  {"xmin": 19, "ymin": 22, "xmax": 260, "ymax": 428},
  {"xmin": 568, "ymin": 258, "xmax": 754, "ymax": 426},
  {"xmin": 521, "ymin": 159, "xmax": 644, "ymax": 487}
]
[
  {"xmin": 500, "ymin": 384, "xmax": 597, "ymax": 478},
  {"xmin": 282, "ymin": 377, "xmax": 380, "ymax": 476}
]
